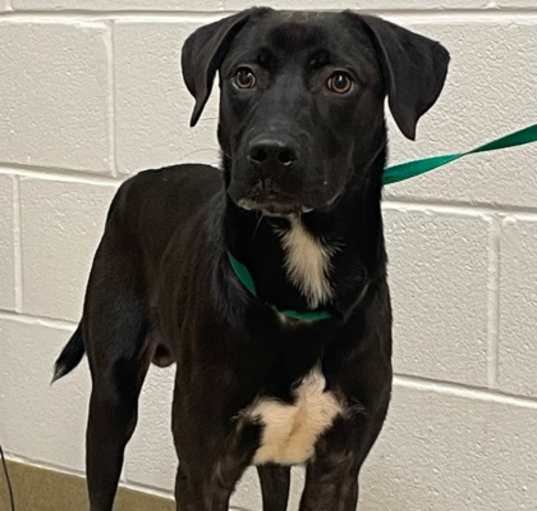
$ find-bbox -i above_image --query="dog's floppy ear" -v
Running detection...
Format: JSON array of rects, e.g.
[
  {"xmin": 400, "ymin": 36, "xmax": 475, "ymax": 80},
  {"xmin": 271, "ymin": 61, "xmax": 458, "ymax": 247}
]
[
  {"xmin": 181, "ymin": 9, "xmax": 261, "ymax": 127},
  {"xmin": 357, "ymin": 14, "xmax": 450, "ymax": 140}
]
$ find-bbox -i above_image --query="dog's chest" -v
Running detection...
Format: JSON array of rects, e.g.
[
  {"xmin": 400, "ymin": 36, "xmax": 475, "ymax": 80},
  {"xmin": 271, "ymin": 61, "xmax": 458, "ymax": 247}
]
[
  {"xmin": 276, "ymin": 218, "xmax": 335, "ymax": 310},
  {"xmin": 244, "ymin": 369, "xmax": 343, "ymax": 465}
]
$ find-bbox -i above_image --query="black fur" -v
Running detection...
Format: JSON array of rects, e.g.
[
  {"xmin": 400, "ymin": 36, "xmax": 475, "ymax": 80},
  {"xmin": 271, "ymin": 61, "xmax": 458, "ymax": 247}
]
[{"xmin": 54, "ymin": 8, "xmax": 449, "ymax": 511}]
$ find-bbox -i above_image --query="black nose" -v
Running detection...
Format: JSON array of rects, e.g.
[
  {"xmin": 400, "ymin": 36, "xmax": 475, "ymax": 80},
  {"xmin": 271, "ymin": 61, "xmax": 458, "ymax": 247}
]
[{"xmin": 248, "ymin": 138, "xmax": 298, "ymax": 169}]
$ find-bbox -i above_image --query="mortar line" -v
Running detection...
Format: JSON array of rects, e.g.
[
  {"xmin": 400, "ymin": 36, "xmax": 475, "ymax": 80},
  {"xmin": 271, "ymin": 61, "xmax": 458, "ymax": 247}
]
[
  {"xmin": 106, "ymin": 20, "xmax": 118, "ymax": 177},
  {"xmin": 0, "ymin": 10, "xmax": 225, "ymax": 20},
  {"xmin": 383, "ymin": 198, "xmax": 537, "ymax": 218},
  {"xmin": 2, "ymin": 452, "xmax": 86, "ymax": 478},
  {"xmin": 0, "ymin": 164, "xmax": 122, "ymax": 185},
  {"xmin": 12, "ymin": 176, "xmax": 23, "ymax": 313},
  {"xmin": 394, "ymin": 373, "xmax": 537, "ymax": 410},
  {"xmin": 3, "ymin": 9, "xmax": 537, "ymax": 21},
  {"xmin": 0, "ymin": 309, "xmax": 77, "ymax": 329},
  {"xmin": 486, "ymin": 215, "xmax": 501, "ymax": 388},
  {"xmin": 121, "ymin": 477, "xmax": 175, "ymax": 500}
]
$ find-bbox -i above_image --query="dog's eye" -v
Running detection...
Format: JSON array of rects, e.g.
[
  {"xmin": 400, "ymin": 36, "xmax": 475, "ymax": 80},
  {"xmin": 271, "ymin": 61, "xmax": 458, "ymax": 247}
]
[
  {"xmin": 326, "ymin": 72, "xmax": 353, "ymax": 94},
  {"xmin": 233, "ymin": 68, "xmax": 257, "ymax": 89}
]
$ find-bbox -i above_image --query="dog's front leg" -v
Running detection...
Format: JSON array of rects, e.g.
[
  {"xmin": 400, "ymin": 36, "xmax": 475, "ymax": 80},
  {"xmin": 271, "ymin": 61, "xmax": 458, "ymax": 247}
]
[
  {"xmin": 175, "ymin": 450, "xmax": 254, "ymax": 511},
  {"xmin": 298, "ymin": 412, "xmax": 387, "ymax": 511},
  {"xmin": 299, "ymin": 450, "xmax": 360, "ymax": 511},
  {"xmin": 173, "ymin": 406, "xmax": 261, "ymax": 511},
  {"xmin": 174, "ymin": 465, "xmax": 239, "ymax": 511},
  {"xmin": 174, "ymin": 464, "xmax": 291, "ymax": 511},
  {"xmin": 257, "ymin": 464, "xmax": 291, "ymax": 511}
]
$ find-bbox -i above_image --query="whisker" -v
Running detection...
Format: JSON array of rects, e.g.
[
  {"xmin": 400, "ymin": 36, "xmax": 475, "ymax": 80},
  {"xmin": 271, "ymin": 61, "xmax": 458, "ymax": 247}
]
[{"xmin": 252, "ymin": 212, "xmax": 264, "ymax": 240}]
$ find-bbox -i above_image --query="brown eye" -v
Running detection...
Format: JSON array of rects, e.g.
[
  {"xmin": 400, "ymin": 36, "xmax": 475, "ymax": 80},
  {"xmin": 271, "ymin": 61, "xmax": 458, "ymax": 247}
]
[
  {"xmin": 233, "ymin": 67, "xmax": 256, "ymax": 89},
  {"xmin": 327, "ymin": 72, "xmax": 353, "ymax": 94}
]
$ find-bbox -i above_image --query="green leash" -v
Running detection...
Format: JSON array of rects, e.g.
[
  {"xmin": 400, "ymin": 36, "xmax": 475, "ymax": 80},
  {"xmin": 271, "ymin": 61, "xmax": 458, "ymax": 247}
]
[
  {"xmin": 383, "ymin": 123, "xmax": 537, "ymax": 184},
  {"xmin": 229, "ymin": 123, "xmax": 537, "ymax": 321}
]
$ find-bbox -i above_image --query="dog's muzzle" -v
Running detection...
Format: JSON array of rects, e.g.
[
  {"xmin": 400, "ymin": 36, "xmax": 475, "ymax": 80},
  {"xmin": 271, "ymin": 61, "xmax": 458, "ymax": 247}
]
[{"xmin": 229, "ymin": 134, "xmax": 311, "ymax": 216}]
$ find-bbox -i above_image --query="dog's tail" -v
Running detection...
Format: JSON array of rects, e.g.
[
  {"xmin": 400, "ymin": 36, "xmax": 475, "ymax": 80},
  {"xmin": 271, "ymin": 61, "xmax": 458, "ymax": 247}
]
[{"xmin": 51, "ymin": 324, "xmax": 85, "ymax": 384}]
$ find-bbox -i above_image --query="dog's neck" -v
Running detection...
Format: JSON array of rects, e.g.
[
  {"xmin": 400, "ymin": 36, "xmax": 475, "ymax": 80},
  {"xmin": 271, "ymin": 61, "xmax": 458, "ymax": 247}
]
[{"xmin": 220, "ymin": 146, "xmax": 387, "ymax": 321}]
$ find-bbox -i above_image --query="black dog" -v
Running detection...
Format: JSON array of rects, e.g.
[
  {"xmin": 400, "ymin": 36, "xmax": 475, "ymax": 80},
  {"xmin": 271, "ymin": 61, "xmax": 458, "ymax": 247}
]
[{"xmin": 53, "ymin": 8, "xmax": 449, "ymax": 510}]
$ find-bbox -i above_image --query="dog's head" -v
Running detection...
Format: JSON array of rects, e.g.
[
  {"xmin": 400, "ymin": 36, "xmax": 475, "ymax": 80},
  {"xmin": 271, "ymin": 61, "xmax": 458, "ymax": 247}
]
[{"xmin": 182, "ymin": 8, "xmax": 449, "ymax": 216}]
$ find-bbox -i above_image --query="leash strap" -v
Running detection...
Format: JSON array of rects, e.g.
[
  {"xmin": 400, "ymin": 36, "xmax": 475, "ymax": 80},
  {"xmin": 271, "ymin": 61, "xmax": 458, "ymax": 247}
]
[{"xmin": 383, "ymin": 123, "xmax": 537, "ymax": 185}]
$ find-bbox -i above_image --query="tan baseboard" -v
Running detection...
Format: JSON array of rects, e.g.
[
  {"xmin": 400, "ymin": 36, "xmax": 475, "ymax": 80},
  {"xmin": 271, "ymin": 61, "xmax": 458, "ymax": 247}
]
[{"xmin": 0, "ymin": 460, "xmax": 174, "ymax": 511}]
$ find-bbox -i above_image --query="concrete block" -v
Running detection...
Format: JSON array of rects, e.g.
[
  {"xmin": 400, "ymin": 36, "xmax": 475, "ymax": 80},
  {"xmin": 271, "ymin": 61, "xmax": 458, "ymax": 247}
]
[
  {"xmin": 0, "ymin": 21, "xmax": 112, "ymax": 173},
  {"xmin": 0, "ymin": 317, "xmax": 90, "ymax": 471},
  {"xmin": 224, "ymin": 0, "xmax": 488, "ymax": 10},
  {"xmin": 114, "ymin": 21, "xmax": 220, "ymax": 175},
  {"xmin": 124, "ymin": 366, "xmax": 177, "ymax": 491},
  {"xmin": 383, "ymin": 21, "xmax": 537, "ymax": 209},
  {"xmin": 384, "ymin": 206, "xmax": 491, "ymax": 386},
  {"xmin": 497, "ymin": 216, "xmax": 537, "ymax": 397},
  {"xmin": 496, "ymin": 0, "xmax": 537, "ymax": 7},
  {"xmin": 19, "ymin": 178, "xmax": 117, "ymax": 321},
  {"xmin": 0, "ymin": 174, "xmax": 16, "ymax": 310},
  {"xmin": 12, "ymin": 0, "xmax": 222, "ymax": 10},
  {"xmin": 361, "ymin": 383, "xmax": 537, "ymax": 510}
]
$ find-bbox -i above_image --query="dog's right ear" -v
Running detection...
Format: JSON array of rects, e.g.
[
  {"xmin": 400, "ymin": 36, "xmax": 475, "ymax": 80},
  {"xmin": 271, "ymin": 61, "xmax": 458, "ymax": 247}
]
[{"xmin": 181, "ymin": 9, "xmax": 262, "ymax": 127}]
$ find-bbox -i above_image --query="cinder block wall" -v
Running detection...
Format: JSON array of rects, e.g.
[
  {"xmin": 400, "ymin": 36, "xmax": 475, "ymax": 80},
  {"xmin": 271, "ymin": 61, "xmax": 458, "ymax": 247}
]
[{"xmin": 1, "ymin": 1, "xmax": 536, "ymax": 509}]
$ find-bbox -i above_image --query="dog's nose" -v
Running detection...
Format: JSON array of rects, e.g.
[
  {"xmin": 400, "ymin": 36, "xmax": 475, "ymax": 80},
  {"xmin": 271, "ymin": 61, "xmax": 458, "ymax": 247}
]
[{"xmin": 248, "ymin": 138, "xmax": 297, "ymax": 169}]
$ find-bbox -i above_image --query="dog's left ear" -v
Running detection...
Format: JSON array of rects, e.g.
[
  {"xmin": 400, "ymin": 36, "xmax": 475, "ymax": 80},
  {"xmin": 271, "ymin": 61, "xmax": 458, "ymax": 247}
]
[
  {"xmin": 354, "ymin": 14, "xmax": 450, "ymax": 140},
  {"xmin": 181, "ymin": 8, "xmax": 264, "ymax": 127}
]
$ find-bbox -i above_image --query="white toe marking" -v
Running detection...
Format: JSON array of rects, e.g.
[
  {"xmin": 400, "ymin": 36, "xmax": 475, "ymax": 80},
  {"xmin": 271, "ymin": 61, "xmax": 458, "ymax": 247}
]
[{"xmin": 245, "ymin": 369, "xmax": 343, "ymax": 465}]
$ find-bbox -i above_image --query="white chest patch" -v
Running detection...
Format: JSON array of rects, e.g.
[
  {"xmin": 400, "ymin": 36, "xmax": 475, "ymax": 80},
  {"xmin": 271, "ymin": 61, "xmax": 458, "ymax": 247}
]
[
  {"xmin": 245, "ymin": 369, "xmax": 343, "ymax": 466},
  {"xmin": 276, "ymin": 218, "xmax": 335, "ymax": 309}
]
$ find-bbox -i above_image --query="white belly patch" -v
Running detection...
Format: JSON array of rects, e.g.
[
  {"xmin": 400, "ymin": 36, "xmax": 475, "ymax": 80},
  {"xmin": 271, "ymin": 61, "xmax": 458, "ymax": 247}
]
[{"xmin": 245, "ymin": 369, "xmax": 343, "ymax": 465}]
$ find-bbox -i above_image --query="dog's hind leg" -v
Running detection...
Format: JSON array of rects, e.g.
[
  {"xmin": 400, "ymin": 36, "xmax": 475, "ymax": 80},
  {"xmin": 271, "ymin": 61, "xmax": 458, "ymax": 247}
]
[
  {"xmin": 257, "ymin": 464, "xmax": 291, "ymax": 511},
  {"xmin": 85, "ymin": 305, "xmax": 150, "ymax": 511},
  {"xmin": 83, "ymin": 240, "xmax": 151, "ymax": 511}
]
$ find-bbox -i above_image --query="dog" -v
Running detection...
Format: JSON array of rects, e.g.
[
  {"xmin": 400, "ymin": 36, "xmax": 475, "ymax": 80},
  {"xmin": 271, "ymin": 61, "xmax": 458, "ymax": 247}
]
[{"xmin": 53, "ymin": 7, "xmax": 449, "ymax": 510}]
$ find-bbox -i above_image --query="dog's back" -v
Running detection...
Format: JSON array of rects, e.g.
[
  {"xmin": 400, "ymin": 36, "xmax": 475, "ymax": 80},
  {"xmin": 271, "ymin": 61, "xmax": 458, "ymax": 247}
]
[{"xmin": 109, "ymin": 163, "xmax": 222, "ymax": 260}]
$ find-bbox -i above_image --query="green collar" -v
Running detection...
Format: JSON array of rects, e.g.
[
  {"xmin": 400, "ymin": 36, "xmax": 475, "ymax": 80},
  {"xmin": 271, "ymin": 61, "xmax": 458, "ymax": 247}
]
[
  {"xmin": 228, "ymin": 123, "xmax": 537, "ymax": 322},
  {"xmin": 227, "ymin": 252, "xmax": 332, "ymax": 321}
]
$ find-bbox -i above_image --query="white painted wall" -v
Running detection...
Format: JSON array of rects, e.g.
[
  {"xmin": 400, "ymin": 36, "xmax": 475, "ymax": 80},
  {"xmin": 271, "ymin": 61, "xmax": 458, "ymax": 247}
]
[{"xmin": 1, "ymin": 1, "xmax": 536, "ymax": 509}]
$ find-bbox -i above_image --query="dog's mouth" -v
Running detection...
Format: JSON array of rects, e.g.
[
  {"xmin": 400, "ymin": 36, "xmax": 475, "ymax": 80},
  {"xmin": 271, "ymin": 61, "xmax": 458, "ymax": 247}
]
[
  {"xmin": 235, "ymin": 188, "xmax": 345, "ymax": 217},
  {"xmin": 237, "ymin": 198, "xmax": 313, "ymax": 217}
]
